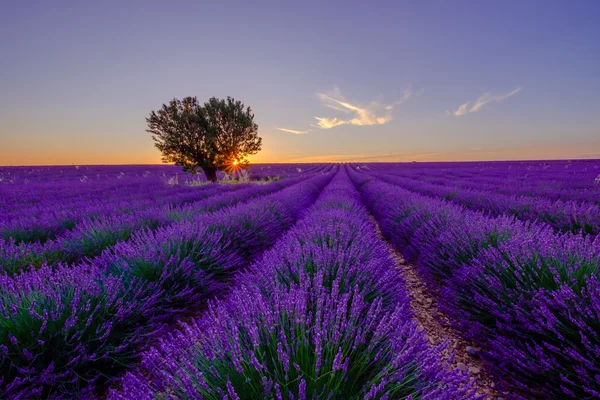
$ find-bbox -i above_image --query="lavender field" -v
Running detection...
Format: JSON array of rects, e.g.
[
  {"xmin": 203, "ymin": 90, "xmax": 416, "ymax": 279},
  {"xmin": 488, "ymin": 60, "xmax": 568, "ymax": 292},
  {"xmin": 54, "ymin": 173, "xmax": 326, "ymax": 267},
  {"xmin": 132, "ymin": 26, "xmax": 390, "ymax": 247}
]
[{"xmin": 1, "ymin": 161, "xmax": 599, "ymax": 399}]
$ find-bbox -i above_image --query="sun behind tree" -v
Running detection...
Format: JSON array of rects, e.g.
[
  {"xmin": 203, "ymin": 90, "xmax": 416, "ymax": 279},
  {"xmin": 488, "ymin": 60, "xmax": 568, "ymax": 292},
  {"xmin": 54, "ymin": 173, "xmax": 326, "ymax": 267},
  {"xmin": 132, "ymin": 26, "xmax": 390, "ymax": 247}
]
[{"xmin": 147, "ymin": 96, "xmax": 262, "ymax": 182}]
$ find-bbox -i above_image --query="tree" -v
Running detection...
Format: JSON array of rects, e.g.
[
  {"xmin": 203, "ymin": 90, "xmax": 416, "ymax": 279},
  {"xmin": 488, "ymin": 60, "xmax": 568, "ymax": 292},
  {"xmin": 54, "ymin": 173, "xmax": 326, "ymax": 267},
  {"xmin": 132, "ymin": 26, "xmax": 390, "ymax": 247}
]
[{"xmin": 147, "ymin": 96, "xmax": 262, "ymax": 182}]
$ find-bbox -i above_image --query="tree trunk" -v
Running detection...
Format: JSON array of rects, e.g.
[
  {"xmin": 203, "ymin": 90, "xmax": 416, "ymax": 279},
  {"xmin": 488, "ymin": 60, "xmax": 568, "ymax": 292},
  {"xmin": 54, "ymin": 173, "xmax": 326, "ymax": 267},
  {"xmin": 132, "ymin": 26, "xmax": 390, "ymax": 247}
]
[{"xmin": 203, "ymin": 167, "xmax": 218, "ymax": 182}]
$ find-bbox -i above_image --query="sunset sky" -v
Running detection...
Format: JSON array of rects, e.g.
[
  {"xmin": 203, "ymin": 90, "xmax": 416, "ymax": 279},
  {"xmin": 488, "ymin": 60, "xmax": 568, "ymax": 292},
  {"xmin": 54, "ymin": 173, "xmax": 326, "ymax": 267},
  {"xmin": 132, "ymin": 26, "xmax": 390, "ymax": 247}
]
[{"xmin": 1, "ymin": 1, "xmax": 599, "ymax": 165}]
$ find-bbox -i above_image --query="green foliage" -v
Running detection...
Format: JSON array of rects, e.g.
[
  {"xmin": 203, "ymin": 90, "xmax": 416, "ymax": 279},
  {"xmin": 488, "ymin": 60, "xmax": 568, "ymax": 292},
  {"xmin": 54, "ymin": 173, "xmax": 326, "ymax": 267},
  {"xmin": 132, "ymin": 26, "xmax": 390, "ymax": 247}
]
[{"xmin": 147, "ymin": 96, "xmax": 262, "ymax": 181}]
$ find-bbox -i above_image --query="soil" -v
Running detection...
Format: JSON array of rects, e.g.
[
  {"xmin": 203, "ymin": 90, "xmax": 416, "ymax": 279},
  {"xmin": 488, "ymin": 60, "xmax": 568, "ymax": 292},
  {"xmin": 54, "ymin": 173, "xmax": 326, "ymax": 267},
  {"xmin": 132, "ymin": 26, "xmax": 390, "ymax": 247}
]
[{"xmin": 370, "ymin": 216, "xmax": 505, "ymax": 399}]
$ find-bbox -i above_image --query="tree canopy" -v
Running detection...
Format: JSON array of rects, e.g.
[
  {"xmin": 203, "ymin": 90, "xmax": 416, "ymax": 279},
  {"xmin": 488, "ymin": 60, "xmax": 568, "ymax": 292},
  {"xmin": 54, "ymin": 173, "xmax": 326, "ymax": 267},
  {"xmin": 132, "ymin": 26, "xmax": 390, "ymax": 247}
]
[{"xmin": 147, "ymin": 96, "xmax": 262, "ymax": 182}]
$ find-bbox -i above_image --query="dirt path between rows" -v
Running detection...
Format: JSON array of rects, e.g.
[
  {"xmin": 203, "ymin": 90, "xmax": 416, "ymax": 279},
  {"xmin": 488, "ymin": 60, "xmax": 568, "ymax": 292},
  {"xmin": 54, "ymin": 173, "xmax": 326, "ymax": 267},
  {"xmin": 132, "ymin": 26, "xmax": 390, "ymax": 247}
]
[{"xmin": 369, "ymin": 216, "xmax": 505, "ymax": 399}]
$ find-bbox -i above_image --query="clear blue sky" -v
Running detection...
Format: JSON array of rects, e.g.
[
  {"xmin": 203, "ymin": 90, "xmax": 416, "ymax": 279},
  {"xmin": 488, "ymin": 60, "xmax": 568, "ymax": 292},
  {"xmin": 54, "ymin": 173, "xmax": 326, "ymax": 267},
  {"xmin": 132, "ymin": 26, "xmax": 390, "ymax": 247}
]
[{"xmin": 1, "ymin": 0, "xmax": 599, "ymax": 164}]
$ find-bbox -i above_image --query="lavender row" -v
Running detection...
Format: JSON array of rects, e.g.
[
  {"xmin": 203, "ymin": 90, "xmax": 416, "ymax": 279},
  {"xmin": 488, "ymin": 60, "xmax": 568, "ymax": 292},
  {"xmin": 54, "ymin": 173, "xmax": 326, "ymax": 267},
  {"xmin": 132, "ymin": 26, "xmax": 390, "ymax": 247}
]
[
  {"xmin": 109, "ymin": 170, "xmax": 475, "ymax": 400},
  {"xmin": 377, "ymin": 166, "xmax": 600, "ymax": 205},
  {"xmin": 0, "ymin": 164, "xmax": 329, "ymax": 195},
  {"xmin": 363, "ymin": 159, "xmax": 600, "ymax": 186},
  {"xmin": 0, "ymin": 182, "xmax": 248, "ymax": 270},
  {"xmin": 0, "ymin": 165, "xmax": 330, "ymax": 239},
  {"xmin": 0, "ymin": 164, "xmax": 295, "ymax": 213},
  {"xmin": 0, "ymin": 185, "xmax": 253, "ymax": 244},
  {"xmin": 360, "ymin": 160, "xmax": 600, "ymax": 204},
  {"xmin": 0, "ymin": 183, "xmax": 215, "ymax": 225},
  {"xmin": 0, "ymin": 171, "xmax": 334, "ymax": 399},
  {"xmin": 0, "ymin": 181, "xmax": 253, "ymax": 245},
  {"xmin": 0, "ymin": 176, "xmax": 309, "ymax": 275},
  {"xmin": 250, "ymin": 163, "xmax": 333, "ymax": 180},
  {"xmin": 0, "ymin": 174, "xmax": 197, "ymax": 214},
  {"xmin": 420, "ymin": 173, "xmax": 600, "ymax": 205},
  {"xmin": 349, "ymin": 168, "xmax": 600, "ymax": 398},
  {"xmin": 0, "ymin": 164, "xmax": 330, "ymax": 220},
  {"xmin": 368, "ymin": 170, "xmax": 600, "ymax": 235}
]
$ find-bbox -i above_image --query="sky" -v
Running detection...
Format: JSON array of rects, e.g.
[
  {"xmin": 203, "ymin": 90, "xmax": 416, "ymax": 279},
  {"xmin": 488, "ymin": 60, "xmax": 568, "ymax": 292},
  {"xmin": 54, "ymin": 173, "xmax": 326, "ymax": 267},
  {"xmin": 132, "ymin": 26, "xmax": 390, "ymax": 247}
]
[{"xmin": 1, "ymin": 0, "xmax": 599, "ymax": 165}]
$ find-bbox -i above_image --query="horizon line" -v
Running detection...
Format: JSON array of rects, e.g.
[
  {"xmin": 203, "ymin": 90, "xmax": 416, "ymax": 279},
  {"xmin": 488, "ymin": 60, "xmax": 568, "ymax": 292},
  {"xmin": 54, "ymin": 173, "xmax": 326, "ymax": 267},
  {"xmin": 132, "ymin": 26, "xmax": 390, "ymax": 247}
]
[{"xmin": 2, "ymin": 156, "xmax": 600, "ymax": 168}]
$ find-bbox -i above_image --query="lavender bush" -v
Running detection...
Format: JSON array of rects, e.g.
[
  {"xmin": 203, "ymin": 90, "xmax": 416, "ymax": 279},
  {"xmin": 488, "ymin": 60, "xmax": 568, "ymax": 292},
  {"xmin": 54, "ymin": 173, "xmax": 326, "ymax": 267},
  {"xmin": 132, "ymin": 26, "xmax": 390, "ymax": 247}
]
[
  {"xmin": 0, "ymin": 175, "xmax": 309, "ymax": 275},
  {"xmin": 350, "ymin": 167, "xmax": 600, "ymax": 398},
  {"xmin": 372, "ymin": 171, "xmax": 600, "ymax": 235},
  {"xmin": 5, "ymin": 160, "xmax": 599, "ymax": 399},
  {"xmin": 0, "ymin": 263, "xmax": 159, "ymax": 398},
  {"xmin": 109, "ymin": 171, "xmax": 474, "ymax": 400},
  {"xmin": 0, "ymin": 173, "xmax": 332, "ymax": 397}
]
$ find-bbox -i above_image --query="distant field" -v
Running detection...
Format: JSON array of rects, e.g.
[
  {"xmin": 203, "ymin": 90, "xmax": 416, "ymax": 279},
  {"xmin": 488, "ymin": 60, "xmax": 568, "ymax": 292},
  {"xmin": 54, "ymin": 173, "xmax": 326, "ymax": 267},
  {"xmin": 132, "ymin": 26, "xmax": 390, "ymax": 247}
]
[{"xmin": 1, "ymin": 160, "xmax": 599, "ymax": 399}]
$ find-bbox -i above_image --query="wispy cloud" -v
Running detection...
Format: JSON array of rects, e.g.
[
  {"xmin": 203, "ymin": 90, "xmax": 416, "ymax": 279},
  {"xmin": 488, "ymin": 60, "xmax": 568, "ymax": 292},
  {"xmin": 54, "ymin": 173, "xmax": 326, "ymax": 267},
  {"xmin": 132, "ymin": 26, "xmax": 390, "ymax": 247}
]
[
  {"xmin": 313, "ymin": 117, "xmax": 347, "ymax": 129},
  {"xmin": 278, "ymin": 86, "xmax": 412, "ymax": 133},
  {"xmin": 276, "ymin": 127, "xmax": 311, "ymax": 135},
  {"xmin": 323, "ymin": 104, "xmax": 351, "ymax": 113},
  {"xmin": 452, "ymin": 87, "xmax": 521, "ymax": 116},
  {"xmin": 385, "ymin": 88, "xmax": 412, "ymax": 110},
  {"xmin": 313, "ymin": 86, "xmax": 409, "ymax": 129}
]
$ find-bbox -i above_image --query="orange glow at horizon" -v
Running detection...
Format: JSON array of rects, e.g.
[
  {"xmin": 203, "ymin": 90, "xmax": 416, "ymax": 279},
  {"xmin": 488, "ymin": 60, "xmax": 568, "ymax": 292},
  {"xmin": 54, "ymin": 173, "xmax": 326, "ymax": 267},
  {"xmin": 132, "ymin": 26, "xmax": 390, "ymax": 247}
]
[{"xmin": 2, "ymin": 141, "xmax": 600, "ymax": 166}]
